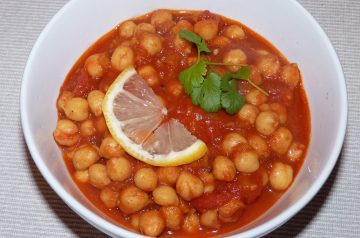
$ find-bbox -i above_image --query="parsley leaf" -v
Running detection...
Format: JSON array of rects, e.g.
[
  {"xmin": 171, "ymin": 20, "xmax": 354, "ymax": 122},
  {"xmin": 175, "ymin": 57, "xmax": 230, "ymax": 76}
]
[
  {"xmin": 179, "ymin": 30, "xmax": 211, "ymax": 53},
  {"xmin": 220, "ymin": 76, "xmax": 245, "ymax": 114},
  {"xmin": 179, "ymin": 60, "xmax": 207, "ymax": 94},
  {"xmin": 199, "ymin": 72, "xmax": 222, "ymax": 112}
]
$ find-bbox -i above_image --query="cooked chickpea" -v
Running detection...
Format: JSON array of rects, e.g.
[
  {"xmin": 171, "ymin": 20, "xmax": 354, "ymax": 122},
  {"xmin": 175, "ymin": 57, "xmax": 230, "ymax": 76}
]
[
  {"xmin": 57, "ymin": 91, "xmax": 73, "ymax": 112},
  {"xmin": 174, "ymin": 34, "xmax": 192, "ymax": 55},
  {"xmin": 255, "ymin": 111, "xmax": 280, "ymax": 135},
  {"xmin": 151, "ymin": 10, "xmax": 173, "ymax": 26},
  {"xmin": 111, "ymin": 45, "xmax": 134, "ymax": 71},
  {"xmin": 257, "ymin": 53, "xmax": 280, "ymax": 77},
  {"xmin": 80, "ymin": 119, "xmax": 96, "ymax": 137},
  {"xmin": 72, "ymin": 144, "xmax": 99, "ymax": 170},
  {"xmin": 84, "ymin": 53, "xmax": 110, "ymax": 79},
  {"xmin": 74, "ymin": 170, "xmax": 89, "ymax": 183},
  {"xmin": 223, "ymin": 49, "xmax": 247, "ymax": 72},
  {"xmin": 200, "ymin": 210, "xmax": 220, "ymax": 229},
  {"xmin": 53, "ymin": 119, "xmax": 79, "ymax": 146},
  {"xmin": 95, "ymin": 116, "xmax": 107, "ymax": 134},
  {"xmin": 212, "ymin": 156, "xmax": 236, "ymax": 181},
  {"xmin": 233, "ymin": 151, "xmax": 260, "ymax": 173},
  {"xmin": 262, "ymin": 103, "xmax": 287, "ymax": 124},
  {"xmin": 183, "ymin": 210, "xmax": 200, "ymax": 233},
  {"xmin": 134, "ymin": 167, "xmax": 158, "ymax": 191},
  {"xmin": 246, "ymin": 89, "xmax": 267, "ymax": 106},
  {"xmin": 158, "ymin": 166, "xmax": 180, "ymax": 185},
  {"xmin": 118, "ymin": 185, "xmax": 149, "ymax": 214},
  {"xmin": 138, "ymin": 65, "xmax": 160, "ymax": 87},
  {"xmin": 194, "ymin": 20, "xmax": 218, "ymax": 40},
  {"xmin": 130, "ymin": 213, "xmax": 140, "ymax": 230},
  {"xmin": 210, "ymin": 36, "xmax": 230, "ymax": 47},
  {"xmin": 269, "ymin": 127, "xmax": 293, "ymax": 154},
  {"xmin": 153, "ymin": 185, "xmax": 179, "ymax": 206},
  {"xmin": 100, "ymin": 187, "xmax": 118, "ymax": 208},
  {"xmin": 99, "ymin": 137, "xmax": 124, "ymax": 159},
  {"xmin": 280, "ymin": 63, "xmax": 300, "ymax": 88},
  {"xmin": 106, "ymin": 157, "xmax": 132, "ymax": 182},
  {"xmin": 249, "ymin": 66, "xmax": 263, "ymax": 85},
  {"xmin": 237, "ymin": 104, "xmax": 260, "ymax": 125},
  {"xmin": 167, "ymin": 80, "xmax": 183, "ymax": 96},
  {"xmin": 88, "ymin": 163, "xmax": 111, "ymax": 188},
  {"xmin": 87, "ymin": 90, "xmax": 104, "ymax": 116},
  {"xmin": 222, "ymin": 132, "xmax": 247, "ymax": 155},
  {"xmin": 199, "ymin": 171, "xmax": 215, "ymax": 193},
  {"xmin": 139, "ymin": 210, "xmax": 165, "ymax": 237},
  {"xmin": 218, "ymin": 199, "xmax": 244, "ymax": 220},
  {"xmin": 225, "ymin": 25, "xmax": 245, "ymax": 40},
  {"xmin": 119, "ymin": 21, "xmax": 136, "ymax": 39},
  {"xmin": 270, "ymin": 162, "xmax": 293, "ymax": 190},
  {"xmin": 287, "ymin": 142, "xmax": 305, "ymax": 162},
  {"xmin": 160, "ymin": 206, "xmax": 183, "ymax": 231},
  {"xmin": 176, "ymin": 171, "xmax": 204, "ymax": 201},
  {"xmin": 134, "ymin": 23, "xmax": 156, "ymax": 36},
  {"xmin": 248, "ymin": 134, "xmax": 270, "ymax": 158},
  {"xmin": 139, "ymin": 32, "xmax": 162, "ymax": 55},
  {"xmin": 64, "ymin": 97, "xmax": 89, "ymax": 121},
  {"xmin": 261, "ymin": 169, "xmax": 269, "ymax": 186},
  {"xmin": 172, "ymin": 19, "xmax": 193, "ymax": 33}
]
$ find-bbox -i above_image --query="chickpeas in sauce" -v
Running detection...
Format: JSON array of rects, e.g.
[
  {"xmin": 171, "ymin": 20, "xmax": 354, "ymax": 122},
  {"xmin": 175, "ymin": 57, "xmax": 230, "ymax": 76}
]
[{"xmin": 54, "ymin": 10, "xmax": 310, "ymax": 237}]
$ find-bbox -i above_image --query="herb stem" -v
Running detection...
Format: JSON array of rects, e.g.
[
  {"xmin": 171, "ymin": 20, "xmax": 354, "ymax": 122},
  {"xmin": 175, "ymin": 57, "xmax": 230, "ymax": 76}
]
[
  {"xmin": 197, "ymin": 47, "xmax": 200, "ymax": 63},
  {"xmin": 205, "ymin": 61, "xmax": 248, "ymax": 67},
  {"xmin": 246, "ymin": 78, "xmax": 269, "ymax": 96}
]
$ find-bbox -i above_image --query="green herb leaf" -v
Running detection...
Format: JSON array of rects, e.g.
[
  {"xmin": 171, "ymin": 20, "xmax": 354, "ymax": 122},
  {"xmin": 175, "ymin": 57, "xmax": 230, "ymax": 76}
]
[
  {"xmin": 221, "ymin": 91, "xmax": 245, "ymax": 114},
  {"xmin": 232, "ymin": 67, "xmax": 251, "ymax": 80},
  {"xmin": 191, "ymin": 86, "xmax": 202, "ymax": 105},
  {"xmin": 179, "ymin": 30, "xmax": 211, "ymax": 53},
  {"xmin": 179, "ymin": 60, "xmax": 207, "ymax": 94},
  {"xmin": 199, "ymin": 72, "xmax": 222, "ymax": 112}
]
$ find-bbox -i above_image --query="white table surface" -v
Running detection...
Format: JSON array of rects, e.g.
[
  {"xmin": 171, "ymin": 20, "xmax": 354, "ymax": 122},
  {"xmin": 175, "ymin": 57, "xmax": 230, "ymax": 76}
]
[{"xmin": 0, "ymin": 0, "xmax": 359, "ymax": 237}]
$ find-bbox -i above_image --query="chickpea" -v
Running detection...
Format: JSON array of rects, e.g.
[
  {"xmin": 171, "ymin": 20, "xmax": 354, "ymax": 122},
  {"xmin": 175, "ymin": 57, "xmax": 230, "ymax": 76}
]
[
  {"xmin": 119, "ymin": 21, "xmax": 136, "ymax": 39},
  {"xmin": 199, "ymin": 171, "xmax": 215, "ymax": 193},
  {"xmin": 139, "ymin": 32, "xmax": 162, "ymax": 56},
  {"xmin": 106, "ymin": 157, "xmax": 132, "ymax": 182},
  {"xmin": 99, "ymin": 137, "xmax": 124, "ymax": 159},
  {"xmin": 223, "ymin": 49, "xmax": 247, "ymax": 72},
  {"xmin": 87, "ymin": 90, "xmax": 104, "ymax": 116},
  {"xmin": 212, "ymin": 156, "xmax": 236, "ymax": 181},
  {"xmin": 100, "ymin": 187, "xmax": 118, "ymax": 208},
  {"xmin": 153, "ymin": 185, "xmax": 179, "ymax": 206},
  {"xmin": 183, "ymin": 210, "xmax": 200, "ymax": 233},
  {"xmin": 194, "ymin": 20, "xmax": 218, "ymax": 40},
  {"xmin": 174, "ymin": 34, "xmax": 192, "ymax": 55},
  {"xmin": 287, "ymin": 142, "xmax": 305, "ymax": 162},
  {"xmin": 222, "ymin": 133, "xmax": 247, "ymax": 155},
  {"xmin": 88, "ymin": 163, "xmax": 111, "ymax": 188},
  {"xmin": 57, "ymin": 91, "xmax": 74, "ymax": 112},
  {"xmin": 138, "ymin": 65, "xmax": 160, "ymax": 87},
  {"xmin": 84, "ymin": 53, "xmax": 110, "ymax": 79},
  {"xmin": 225, "ymin": 25, "xmax": 245, "ymax": 40},
  {"xmin": 53, "ymin": 119, "xmax": 79, "ymax": 146},
  {"xmin": 139, "ymin": 210, "xmax": 165, "ymax": 237},
  {"xmin": 210, "ymin": 36, "xmax": 231, "ymax": 47},
  {"xmin": 257, "ymin": 53, "xmax": 280, "ymax": 77},
  {"xmin": 269, "ymin": 127, "xmax": 293, "ymax": 154},
  {"xmin": 72, "ymin": 144, "xmax": 99, "ymax": 170},
  {"xmin": 118, "ymin": 185, "xmax": 149, "ymax": 214},
  {"xmin": 172, "ymin": 20, "xmax": 193, "ymax": 33},
  {"xmin": 95, "ymin": 116, "xmax": 107, "ymax": 134},
  {"xmin": 248, "ymin": 134, "xmax": 270, "ymax": 158},
  {"xmin": 64, "ymin": 97, "xmax": 89, "ymax": 121},
  {"xmin": 233, "ymin": 151, "xmax": 260, "ymax": 173},
  {"xmin": 158, "ymin": 166, "xmax": 180, "ymax": 185},
  {"xmin": 246, "ymin": 88, "xmax": 267, "ymax": 106},
  {"xmin": 261, "ymin": 169, "xmax": 269, "ymax": 186},
  {"xmin": 151, "ymin": 10, "xmax": 173, "ymax": 26},
  {"xmin": 270, "ymin": 162, "xmax": 293, "ymax": 190},
  {"xmin": 261, "ymin": 103, "xmax": 287, "ymax": 124},
  {"xmin": 218, "ymin": 199, "xmax": 244, "ymax": 220},
  {"xmin": 74, "ymin": 170, "xmax": 89, "ymax": 183},
  {"xmin": 200, "ymin": 210, "xmax": 220, "ymax": 229},
  {"xmin": 111, "ymin": 45, "xmax": 134, "ymax": 71},
  {"xmin": 280, "ymin": 63, "xmax": 300, "ymax": 88},
  {"xmin": 237, "ymin": 104, "xmax": 260, "ymax": 125},
  {"xmin": 79, "ymin": 120, "xmax": 96, "ymax": 137},
  {"xmin": 130, "ymin": 213, "xmax": 140, "ymax": 230},
  {"xmin": 134, "ymin": 168, "xmax": 158, "ymax": 191},
  {"xmin": 255, "ymin": 111, "xmax": 280, "ymax": 135},
  {"xmin": 134, "ymin": 23, "xmax": 156, "ymax": 36},
  {"xmin": 167, "ymin": 80, "xmax": 183, "ymax": 96},
  {"xmin": 249, "ymin": 66, "xmax": 263, "ymax": 85},
  {"xmin": 176, "ymin": 171, "xmax": 204, "ymax": 201},
  {"xmin": 160, "ymin": 206, "xmax": 183, "ymax": 231},
  {"xmin": 179, "ymin": 198, "xmax": 191, "ymax": 214}
]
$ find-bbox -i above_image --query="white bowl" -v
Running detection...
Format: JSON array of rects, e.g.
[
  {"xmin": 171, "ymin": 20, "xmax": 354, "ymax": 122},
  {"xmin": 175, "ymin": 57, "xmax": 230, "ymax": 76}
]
[{"xmin": 21, "ymin": 0, "xmax": 347, "ymax": 237}]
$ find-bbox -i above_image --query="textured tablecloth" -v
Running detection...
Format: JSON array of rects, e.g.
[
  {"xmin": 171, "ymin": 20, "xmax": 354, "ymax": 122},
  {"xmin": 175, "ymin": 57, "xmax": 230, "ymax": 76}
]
[{"xmin": 0, "ymin": 0, "xmax": 359, "ymax": 237}]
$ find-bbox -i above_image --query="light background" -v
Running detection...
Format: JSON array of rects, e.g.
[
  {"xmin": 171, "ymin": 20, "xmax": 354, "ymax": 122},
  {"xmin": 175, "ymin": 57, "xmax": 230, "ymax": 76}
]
[{"xmin": 0, "ymin": 0, "xmax": 359, "ymax": 237}]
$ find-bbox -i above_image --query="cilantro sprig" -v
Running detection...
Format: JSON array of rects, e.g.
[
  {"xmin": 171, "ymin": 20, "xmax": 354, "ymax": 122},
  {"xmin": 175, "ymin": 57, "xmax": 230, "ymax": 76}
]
[{"xmin": 178, "ymin": 30, "xmax": 268, "ymax": 115}]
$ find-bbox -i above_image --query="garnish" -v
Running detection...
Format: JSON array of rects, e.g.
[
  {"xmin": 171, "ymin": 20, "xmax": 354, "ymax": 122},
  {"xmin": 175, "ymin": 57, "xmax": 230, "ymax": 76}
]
[{"xmin": 178, "ymin": 30, "xmax": 268, "ymax": 114}]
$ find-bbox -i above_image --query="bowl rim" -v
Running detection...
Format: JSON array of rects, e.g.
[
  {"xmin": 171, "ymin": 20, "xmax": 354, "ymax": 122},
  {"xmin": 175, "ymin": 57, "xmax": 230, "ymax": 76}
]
[{"xmin": 20, "ymin": 0, "xmax": 348, "ymax": 237}]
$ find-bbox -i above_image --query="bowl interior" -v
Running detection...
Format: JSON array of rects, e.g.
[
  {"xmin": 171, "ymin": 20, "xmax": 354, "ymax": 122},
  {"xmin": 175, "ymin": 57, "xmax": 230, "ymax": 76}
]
[{"xmin": 21, "ymin": 0, "xmax": 346, "ymax": 237}]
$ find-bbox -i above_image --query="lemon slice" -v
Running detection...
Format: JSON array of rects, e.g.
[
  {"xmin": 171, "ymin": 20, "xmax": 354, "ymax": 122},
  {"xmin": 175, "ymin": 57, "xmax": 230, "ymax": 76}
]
[{"xmin": 102, "ymin": 67, "xmax": 207, "ymax": 166}]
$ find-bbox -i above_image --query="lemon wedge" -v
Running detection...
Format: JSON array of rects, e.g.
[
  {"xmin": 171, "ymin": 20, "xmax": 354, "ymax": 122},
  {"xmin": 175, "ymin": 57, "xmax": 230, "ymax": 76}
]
[{"xmin": 102, "ymin": 67, "xmax": 207, "ymax": 166}]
